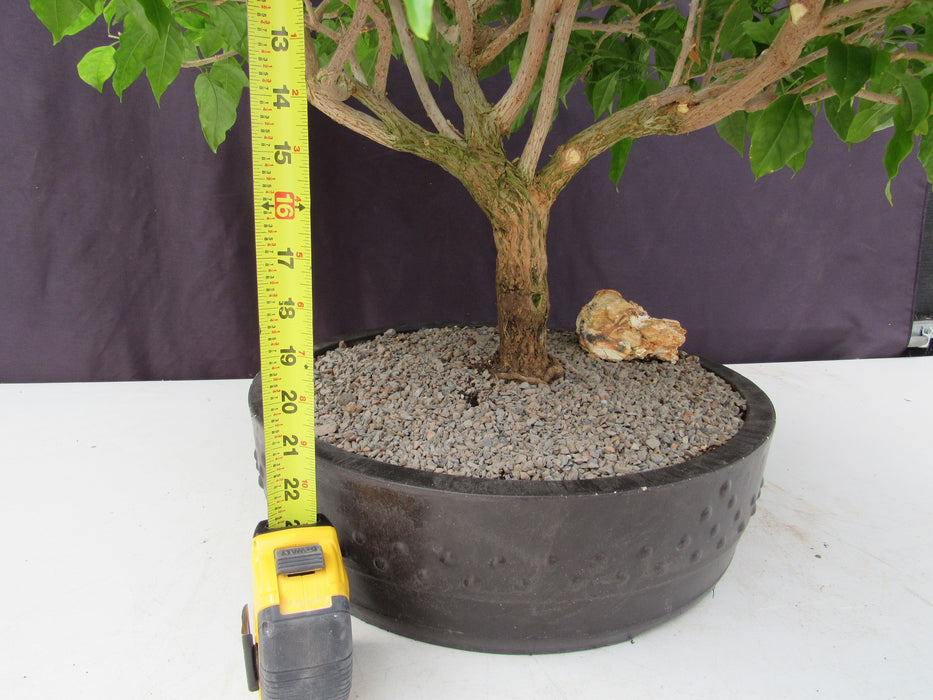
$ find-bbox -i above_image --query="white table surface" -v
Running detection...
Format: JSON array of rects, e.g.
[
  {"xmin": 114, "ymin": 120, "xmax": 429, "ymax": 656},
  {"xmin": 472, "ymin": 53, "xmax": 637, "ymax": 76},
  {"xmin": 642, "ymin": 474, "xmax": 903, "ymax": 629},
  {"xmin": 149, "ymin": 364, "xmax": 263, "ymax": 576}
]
[{"xmin": 2, "ymin": 357, "xmax": 932, "ymax": 699}]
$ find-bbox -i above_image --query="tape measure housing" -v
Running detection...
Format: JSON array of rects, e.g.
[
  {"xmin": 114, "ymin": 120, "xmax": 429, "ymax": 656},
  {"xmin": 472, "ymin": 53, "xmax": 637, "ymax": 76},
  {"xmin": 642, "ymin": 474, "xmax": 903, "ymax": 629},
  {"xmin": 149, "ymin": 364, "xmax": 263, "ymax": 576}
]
[{"xmin": 248, "ymin": 0, "xmax": 317, "ymax": 529}]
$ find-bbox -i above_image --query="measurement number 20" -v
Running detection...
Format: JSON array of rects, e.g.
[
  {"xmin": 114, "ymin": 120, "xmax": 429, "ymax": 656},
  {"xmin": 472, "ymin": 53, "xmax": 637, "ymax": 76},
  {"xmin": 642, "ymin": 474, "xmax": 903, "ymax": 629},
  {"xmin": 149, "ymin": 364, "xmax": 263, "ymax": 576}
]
[{"xmin": 281, "ymin": 389, "xmax": 299, "ymax": 414}]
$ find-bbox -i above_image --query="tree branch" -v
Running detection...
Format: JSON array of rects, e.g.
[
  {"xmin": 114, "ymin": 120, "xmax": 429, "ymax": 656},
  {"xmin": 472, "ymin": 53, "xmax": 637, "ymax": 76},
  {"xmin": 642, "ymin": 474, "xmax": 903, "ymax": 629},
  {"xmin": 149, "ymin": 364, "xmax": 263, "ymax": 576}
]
[
  {"xmin": 307, "ymin": 89, "xmax": 394, "ymax": 146},
  {"xmin": 471, "ymin": 0, "xmax": 499, "ymax": 17},
  {"xmin": 537, "ymin": 85, "xmax": 693, "ymax": 199},
  {"xmin": 448, "ymin": 52, "xmax": 498, "ymax": 148},
  {"xmin": 362, "ymin": 0, "xmax": 392, "ymax": 94},
  {"xmin": 800, "ymin": 87, "xmax": 900, "ymax": 107},
  {"xmin": 569, "ymin": 18, "xmax": 641, "ymax": 38},
  {"xmin": 319, "ymin": 0, "xmax": 369, "ymax": 87},
  {"xmin": 473, "ymin": 0, "xmax": 532, "ymax": 70},
  {"xmin": 519, "ymin": 0, "xmax": 579, "ymax": 179},
  {"xmin": 891, "ymin": 51, "xmax": 933, "ymax": 64},
  {"xmin": 789, "ymin": 73, "xmax": 826, "ymax": 97},
  {"xmin": 686, "ymin": 0, "xmax": 909, "ymax": 122},
  {"xmin": 821, "ymin": 0, "xmax": 910, "ymax": 28},
  {"xmin": 449, "ymin": 0, "xmax": 474, "ymax": 58},
  {"xmin": 432, "ymin": 4, "xmax": 458, "ymax": 44},
  {"xmin": 676, "ymin": 0, "xmax": 829, "ymax": 134},
  {"xmin": 670, "ymin": 0, "xmax": 700, "ymax": 87},
  {"xmin": 689, "ymin": 0, "xmax": 710, "ymax": 84},
  {"xmin": 343, "ymin": 76, "xmax": 474, "ymax": 181},
  {"xmin": 703, "ymin": 0, "xmax": 742, "ymax": 84},
  {"xmin": 304, "ymin": 0, "xmax": 330, "ymax": 34},
  {"xmin": 181, "ymin": 50, "xmax": 237, "ymax": 68},
  {"xmin": 491, "ymin": 0, "xmax": 560, "ymax": 132},
  {"xmin": 302, "ymin": 6, "xmax": 445, "ymax": 156},
  {"xmin": 386, "ymin": 0, "xmax": 461, "ymax": 140},
  {"xmin": 537, "ymin": 0, "xmax": 844, "ymax": 199},
  {"xmin": 306, "ymin": 51, "xmax": 396, "ymax": 150},
  {"xmin": 305, "ymin": 2, "xmax": 344, "ymax": 46}
]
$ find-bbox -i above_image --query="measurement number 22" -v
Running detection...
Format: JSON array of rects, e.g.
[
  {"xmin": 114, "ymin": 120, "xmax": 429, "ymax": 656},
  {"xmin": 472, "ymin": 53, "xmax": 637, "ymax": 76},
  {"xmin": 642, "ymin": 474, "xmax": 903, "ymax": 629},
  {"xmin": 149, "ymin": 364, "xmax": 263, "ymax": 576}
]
[{"xmin": 283, "ymin": 477, "xmax": 300, "ymax": 501}]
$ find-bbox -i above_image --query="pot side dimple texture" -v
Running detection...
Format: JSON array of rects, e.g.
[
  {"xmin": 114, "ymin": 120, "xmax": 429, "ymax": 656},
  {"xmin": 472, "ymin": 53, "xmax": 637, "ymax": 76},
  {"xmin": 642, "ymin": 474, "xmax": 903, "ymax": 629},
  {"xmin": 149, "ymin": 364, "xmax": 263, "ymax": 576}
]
[{"xmin": 249, "ymin": 326, "xmax": 775, "ymax": 653}]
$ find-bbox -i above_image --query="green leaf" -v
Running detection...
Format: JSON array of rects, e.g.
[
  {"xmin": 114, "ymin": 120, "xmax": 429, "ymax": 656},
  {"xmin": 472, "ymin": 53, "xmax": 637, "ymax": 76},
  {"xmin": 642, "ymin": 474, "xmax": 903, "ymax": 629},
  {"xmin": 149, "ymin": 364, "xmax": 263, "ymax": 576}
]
[
  {"xmin": 403, "ymin": 0, "xmax": 434, "ymax": 41},
  {"xmin": 134, "ymin": 0, "xmax": 172, "ymax": 36},
  {"xmin": 609, "ymin": 139, "xmax": 632, "ymax": 186},
  {"xmin": 894, "ymin": 72, "xmax": 930, "ymax": 132},
  {"xmin": 918, "ymin": 127, "xmax": 933, "ymax": 185},
  {"xmin": 194, "ymin": 61, "xmax": 245, "ymax": 152},
  {"xmin": 558, "ymin": 51, "xmax": 589, "ymax": 107},
  {"xmin": 77, "ymin": 45, "xmax": 116, "ymax": 91},
  {"xmin": 749, "ymin": 95, "xmax": 814, "ymax": 178},
  {"xmin": 826, "ymin": 40, "xmax": 873, "ymax": 103},
  {"xmin": 355, "ymin": 31, "xmax": 380, "ymax": 86},
  {"xmin": 104, "ymin": 0, "xmax": 128, "ymax": 26},
  {"xmin": 207, "ymin": 57, "xmax": 248, "ymax": 97},
  {"xmin": 846, "ymin": 102, "xmax": 896, "ymax": 143},
  {"xmin": 30, "ymin": 0, "xmax": 95, "ymax": 43},
  {"xmin": 64, "ymin": 1, "xmax": 105, "ymax": 38},
  {"xmin": 787, "ymin": 147, "xmax": 808, "ymax": 174},
  {"xmin": 145, "ymin": 23, "xmax": 186, "ymax": 104},
  {"xmin": 870, "ymin": 48, "xmax": 891, "ymax": 82},
  {"xmin": 112, "ymin": 13, "xmax": 156, "ymax": 98},
  {"xmin": 617, "ymin": 77, "xmax": 648, "ymax": 111},
  {"xmin": 173, "ymin": 6, "xmax": 207, "ymax": 32},
  {"xmin": 646, "ymin": 6, "xmax": 679, "ymax": 33},
  {"xmin": 884, "ymin": 125, "xmax": 916, "ymax": 197},
  {"xmin": 411, "ymin": 34, "xmax": 452, "ymax": 86},
  {"xmin": 886, "ymin": 0, "xmax": 933, "ymax": 30},
  {"xmin": 586, "ymin": 72, "xmax": 618, "ymax": 119},
  {"xmin": 824, "ymin": 96, "xmax": 855, "ymax": 141},
  {"xmin": 188, "ymin": 13, "xmax": 231, "ymax": 60},
  {"xmin": 211, "ymin": 1, "xmax": 249, "ymax": 57},
  {"xmin": 508, "ymin": 81, "xmax": 542, "ymax": 133},
  {"xmin": 741, "ymin": 13, "xmax": 786, "ymax": 46},
  {"xmin": 717, "ymin": 2, "xmax": 756, "ymax": 59},
  {"xmin": 715, "ymin": 111, "xmax": 747, "ymax": 157}
]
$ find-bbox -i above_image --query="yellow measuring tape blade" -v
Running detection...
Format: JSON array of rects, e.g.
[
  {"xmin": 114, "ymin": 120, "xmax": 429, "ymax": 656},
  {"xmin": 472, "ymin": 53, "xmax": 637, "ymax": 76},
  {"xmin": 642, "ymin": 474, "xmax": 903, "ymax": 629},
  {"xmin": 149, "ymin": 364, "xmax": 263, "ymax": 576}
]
[{"xmin": 248, "ymin": 0, "xmax": 316, "ymax": 529}]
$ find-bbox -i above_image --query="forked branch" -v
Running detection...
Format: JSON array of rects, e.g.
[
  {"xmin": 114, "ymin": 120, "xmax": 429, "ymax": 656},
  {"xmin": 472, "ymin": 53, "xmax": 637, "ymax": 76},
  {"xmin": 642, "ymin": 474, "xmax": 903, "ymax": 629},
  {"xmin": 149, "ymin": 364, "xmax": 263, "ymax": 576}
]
[
  {"xmin": 519, "ymin": 0, "xmax": 580, "ymax": 178},
  {"xmin": 386, "ymin": 0, "xmax": 462, "ymax": 139},
  {"xmin": 492, "ymin": 0, "xmax": 561, "ymax": 132}
]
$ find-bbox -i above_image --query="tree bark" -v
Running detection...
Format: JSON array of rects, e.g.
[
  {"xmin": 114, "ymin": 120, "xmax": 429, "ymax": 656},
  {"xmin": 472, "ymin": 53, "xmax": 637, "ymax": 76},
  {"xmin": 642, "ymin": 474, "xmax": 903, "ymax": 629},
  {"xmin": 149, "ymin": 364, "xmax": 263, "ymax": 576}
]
[{"xmin": 483, "ymin": 184, "xmax": 563, "ymax": 383}]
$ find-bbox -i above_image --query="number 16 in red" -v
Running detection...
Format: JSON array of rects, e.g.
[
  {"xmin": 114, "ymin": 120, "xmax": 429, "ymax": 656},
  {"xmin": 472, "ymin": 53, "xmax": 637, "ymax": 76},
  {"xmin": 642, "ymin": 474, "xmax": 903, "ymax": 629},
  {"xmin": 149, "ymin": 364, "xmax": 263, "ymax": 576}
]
[{"xmin": 275, "ymin": 191, "xmax": 295, "ymax": 219}]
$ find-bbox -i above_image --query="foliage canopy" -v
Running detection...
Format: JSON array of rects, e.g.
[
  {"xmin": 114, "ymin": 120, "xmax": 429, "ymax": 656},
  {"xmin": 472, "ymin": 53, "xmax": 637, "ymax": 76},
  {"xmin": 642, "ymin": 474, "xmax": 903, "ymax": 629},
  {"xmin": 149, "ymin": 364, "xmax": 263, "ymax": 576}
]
[{"xmin": 30, "ymin": 0, "xmax": 933, "ymax": 199}]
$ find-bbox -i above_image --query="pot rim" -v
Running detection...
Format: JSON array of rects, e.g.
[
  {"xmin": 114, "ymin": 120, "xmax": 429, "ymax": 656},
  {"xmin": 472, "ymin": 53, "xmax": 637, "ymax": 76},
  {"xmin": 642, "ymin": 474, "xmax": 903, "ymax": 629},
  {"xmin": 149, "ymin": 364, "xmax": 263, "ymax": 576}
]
[{"xmin": 313, "ymin": 324, "xmax": 776, "ymax": 498}]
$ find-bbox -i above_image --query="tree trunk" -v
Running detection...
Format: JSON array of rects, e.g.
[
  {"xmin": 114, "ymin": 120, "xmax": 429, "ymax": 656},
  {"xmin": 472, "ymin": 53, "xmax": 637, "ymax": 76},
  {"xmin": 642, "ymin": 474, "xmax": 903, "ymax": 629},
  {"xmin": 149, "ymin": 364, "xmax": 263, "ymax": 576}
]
[{"xmin": 487, "ymin": 189, "xmax": 563, "ymax": 384}]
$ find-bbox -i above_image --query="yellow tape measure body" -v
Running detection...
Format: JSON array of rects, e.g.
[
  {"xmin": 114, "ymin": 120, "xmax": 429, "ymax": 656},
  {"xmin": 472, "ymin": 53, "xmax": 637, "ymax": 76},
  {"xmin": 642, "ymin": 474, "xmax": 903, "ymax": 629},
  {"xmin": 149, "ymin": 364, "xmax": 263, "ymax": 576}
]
[
  {"xmin": 243, "ymin": 4, "xmax": 353, "ymax": 698},
  {"xmin": 248, "ymin": 0, "xmax": 316, "ymax": 529}
]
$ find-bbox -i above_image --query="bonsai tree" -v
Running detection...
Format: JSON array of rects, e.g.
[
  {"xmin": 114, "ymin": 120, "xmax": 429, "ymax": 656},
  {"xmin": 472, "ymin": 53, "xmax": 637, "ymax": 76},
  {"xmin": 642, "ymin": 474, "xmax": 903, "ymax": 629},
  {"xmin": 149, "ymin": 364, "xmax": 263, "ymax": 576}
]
[{"xmin": 31, "ymin": 0, "xmax": 933, "ymax": 383}]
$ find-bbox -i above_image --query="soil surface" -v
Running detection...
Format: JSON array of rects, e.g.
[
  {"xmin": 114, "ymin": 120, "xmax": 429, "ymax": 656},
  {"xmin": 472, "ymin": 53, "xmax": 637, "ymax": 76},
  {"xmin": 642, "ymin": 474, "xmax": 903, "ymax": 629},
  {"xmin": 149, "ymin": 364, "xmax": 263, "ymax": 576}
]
[{"xmin": 314, "ymin": 326, "xmax": 746, "ymax": 480}]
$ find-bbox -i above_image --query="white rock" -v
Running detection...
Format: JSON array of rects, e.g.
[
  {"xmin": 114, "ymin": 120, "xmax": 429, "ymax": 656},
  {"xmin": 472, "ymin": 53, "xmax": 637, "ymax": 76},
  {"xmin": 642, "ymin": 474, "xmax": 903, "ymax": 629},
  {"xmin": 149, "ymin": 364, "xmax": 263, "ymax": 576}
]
[{"xmin": 576, "ymin": 289, "xmax": 686, "ymax": 363}]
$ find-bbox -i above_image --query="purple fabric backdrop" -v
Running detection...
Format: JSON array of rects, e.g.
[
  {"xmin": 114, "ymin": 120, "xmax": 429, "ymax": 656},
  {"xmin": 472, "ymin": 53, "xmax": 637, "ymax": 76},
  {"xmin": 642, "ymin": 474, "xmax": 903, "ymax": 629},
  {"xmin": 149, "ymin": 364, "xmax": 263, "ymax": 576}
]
[{"xmin": 1, "ymin": 5, "xmax": 927, "ymax": 382}]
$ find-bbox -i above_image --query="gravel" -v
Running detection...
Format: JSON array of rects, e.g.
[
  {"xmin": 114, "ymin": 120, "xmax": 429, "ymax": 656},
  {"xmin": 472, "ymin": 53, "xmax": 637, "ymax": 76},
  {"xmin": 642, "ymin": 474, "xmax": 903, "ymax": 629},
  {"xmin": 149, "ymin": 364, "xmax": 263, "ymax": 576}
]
[{"xmin": 314, "ymin": 326, "xmax": 746, "ymax": 480}]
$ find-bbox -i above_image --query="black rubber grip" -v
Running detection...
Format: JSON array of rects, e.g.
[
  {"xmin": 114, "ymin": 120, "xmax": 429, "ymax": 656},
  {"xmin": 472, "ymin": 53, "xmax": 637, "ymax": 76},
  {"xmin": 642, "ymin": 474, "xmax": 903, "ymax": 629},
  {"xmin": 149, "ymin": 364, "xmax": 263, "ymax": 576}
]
[{"xmin": 256, "ymin": 597, "xmax": 352, "ymax": 700}]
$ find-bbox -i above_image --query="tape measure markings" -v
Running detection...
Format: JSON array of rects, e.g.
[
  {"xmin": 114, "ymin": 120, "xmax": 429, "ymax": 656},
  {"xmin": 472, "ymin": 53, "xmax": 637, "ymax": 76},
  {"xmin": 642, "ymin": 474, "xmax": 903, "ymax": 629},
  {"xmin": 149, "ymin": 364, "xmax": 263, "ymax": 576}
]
[{"xmin": 248, "ymin": 0, "xmax": 317, "ymax": 529}]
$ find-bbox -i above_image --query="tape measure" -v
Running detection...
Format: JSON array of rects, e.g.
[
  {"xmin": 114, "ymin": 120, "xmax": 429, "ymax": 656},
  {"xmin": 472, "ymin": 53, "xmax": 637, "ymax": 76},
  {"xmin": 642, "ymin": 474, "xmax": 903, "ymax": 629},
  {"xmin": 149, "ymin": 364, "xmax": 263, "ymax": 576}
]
[
  {"xmin": 242, "ymin": 3, "xmax": 352, "ymax": 698},
  {"xmin": 249, "ymin": 0, "xmax": 317, "ymax": 529}
]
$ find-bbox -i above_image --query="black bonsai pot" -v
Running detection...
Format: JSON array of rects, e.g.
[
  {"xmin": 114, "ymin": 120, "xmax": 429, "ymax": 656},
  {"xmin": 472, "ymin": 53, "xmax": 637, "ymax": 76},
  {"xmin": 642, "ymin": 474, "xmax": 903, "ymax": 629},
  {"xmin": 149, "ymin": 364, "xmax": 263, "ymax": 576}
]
[{"xmin": 249, "ymin": 328, "xmax": 775, "ymax": 654}]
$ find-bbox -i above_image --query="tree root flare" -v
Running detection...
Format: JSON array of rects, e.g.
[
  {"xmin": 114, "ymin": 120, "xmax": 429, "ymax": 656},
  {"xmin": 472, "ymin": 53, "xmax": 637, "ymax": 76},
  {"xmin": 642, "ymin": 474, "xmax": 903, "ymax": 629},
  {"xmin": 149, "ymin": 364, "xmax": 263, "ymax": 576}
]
[{"xmin": 491, "ymin": 356, "xmax": 564, "ymax": 384}]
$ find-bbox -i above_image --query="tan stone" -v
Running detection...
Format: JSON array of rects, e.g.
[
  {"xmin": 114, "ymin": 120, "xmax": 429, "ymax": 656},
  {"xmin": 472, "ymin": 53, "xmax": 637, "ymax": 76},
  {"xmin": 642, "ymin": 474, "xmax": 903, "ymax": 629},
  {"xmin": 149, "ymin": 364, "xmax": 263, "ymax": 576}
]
[{"xmin": 575, "ymin": 289, "xmax": 686, "ymax": 363}]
